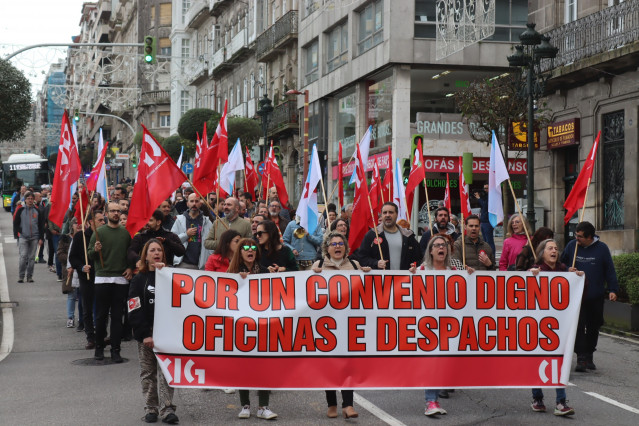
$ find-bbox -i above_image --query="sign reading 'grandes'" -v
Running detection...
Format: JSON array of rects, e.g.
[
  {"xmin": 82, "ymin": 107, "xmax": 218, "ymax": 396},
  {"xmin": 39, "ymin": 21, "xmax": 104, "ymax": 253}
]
[{"xmin": 153, "ymin": 269, "xmax": 584, "ymax": 390}]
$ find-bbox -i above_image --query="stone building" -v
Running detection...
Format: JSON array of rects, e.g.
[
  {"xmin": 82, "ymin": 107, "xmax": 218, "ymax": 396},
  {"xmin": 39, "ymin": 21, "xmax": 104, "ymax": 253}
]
[{"xmin": 532, "ymin": 0, "xmax": 639, "ymax": 252}]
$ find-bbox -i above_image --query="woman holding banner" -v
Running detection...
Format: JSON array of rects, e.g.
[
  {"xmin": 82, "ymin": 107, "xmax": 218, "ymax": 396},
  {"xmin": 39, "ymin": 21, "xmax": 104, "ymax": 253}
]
[
  {"xmin": 204, "ymin": 229, "xmax": 241, "ymax": 272},
  {"xmin": 312, "ymin": 232, "xmax": 370, "ymax": 418},
  {"xmin": 529, "ymin": 239, "xmax": 582, "ymax": 416},
  {"xmin": 128, "ymin": 239, "xmax": 179, "ymax": 424},
  {"xmin": 227, "ymin": 238, "xmax": 278, "ymax": 420},
  {"xmin": 255, "ymin": 220, "xmax": 298, "ymax": 272},
  {"xmin": 499, "ymin": 214, "xmax": 531, "ymax": 271}
]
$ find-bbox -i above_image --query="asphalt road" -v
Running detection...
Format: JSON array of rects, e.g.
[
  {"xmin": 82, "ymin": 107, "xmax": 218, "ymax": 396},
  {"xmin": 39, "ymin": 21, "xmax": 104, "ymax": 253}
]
[{"xmin": 0, "ymin": 212, "xmax": 638, "ymax": 425}]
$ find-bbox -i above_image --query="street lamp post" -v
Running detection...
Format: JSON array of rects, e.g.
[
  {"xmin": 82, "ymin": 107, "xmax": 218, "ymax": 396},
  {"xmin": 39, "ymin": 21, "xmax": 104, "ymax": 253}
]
[
  {"xmin": 256, "ymin": 94, "xmax": 273, "ymax": 159},
  {"xmin": 507, "ymin": 23, "xmax": 558, "ymax": 230},
  {"xmin": 286, "ymin": 89, "xmax": 309, "ymax": 179}
]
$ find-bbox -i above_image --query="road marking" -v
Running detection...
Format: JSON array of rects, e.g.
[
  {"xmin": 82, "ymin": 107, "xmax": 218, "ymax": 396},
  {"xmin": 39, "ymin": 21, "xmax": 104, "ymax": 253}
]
[
  {"xmin": 4, "ymin": 237, "xmax": 15, "ymax": 244},
  {"xmin": 0, "ymin": 243, "xmax": 15, "ymax": 362},
  {"xmin": 354, "ymin": 392, "xmax": 408, "ymax": 426},
  {"xmin": 601, "ymin": 331, "xmax": 639, "ymax": 344},
  {"xmin": 583, "ymin": 391, "xmax": 639, "ymax": 414}
]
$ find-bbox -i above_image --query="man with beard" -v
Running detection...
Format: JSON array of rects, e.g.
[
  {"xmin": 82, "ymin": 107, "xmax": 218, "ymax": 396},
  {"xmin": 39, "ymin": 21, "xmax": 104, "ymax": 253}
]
[
  {"xmin": 88, "ymin": 202, "xmax": 134, "ymax": 362},
  {"xmin": 355, "ymin": 202, "xmax": 421, "ymax": 270},
  {"xmin": 267, "ymin": 200, "xmax": 290, "ymax": 236},
  {"xmin": 204, "ymin": 197, "xmax": 252, "ymax": 251},
  {"xmin": 250, "ymin": 214, "xmax": 266, "ymax": 237},
  {"xmin": 452, "ymin": 214, "xmax": 494, "ymax": 271},
  {"xmin": 420, "ymin": 207, "xmax": 460, "ymax": 255},
  {"xmin": 128, "ymin": 210, "xmax": 185, "ymax": 267},
  {"xmin": 171, "ymin": 193, "xmax": 213, "ymax": 269},
  {"xmin": 159, "ymin": 199, "xmax": 176, "ymax": 231},
  {"xmin": 69, "ymin": 211, "xmax": 106, "ymax": 349}
]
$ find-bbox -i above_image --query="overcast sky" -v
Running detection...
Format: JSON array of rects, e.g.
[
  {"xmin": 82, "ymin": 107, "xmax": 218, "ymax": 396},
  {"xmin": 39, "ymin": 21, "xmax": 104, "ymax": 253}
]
[{"xmin": 1, "ymin": 0, "xmax": 87, "ymax": 97}]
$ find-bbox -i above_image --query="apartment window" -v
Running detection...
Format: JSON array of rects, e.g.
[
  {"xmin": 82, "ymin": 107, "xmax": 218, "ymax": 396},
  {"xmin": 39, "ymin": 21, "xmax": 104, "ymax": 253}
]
[
  {"xmin": 243, "ymin": 79, "xmax": 248, "ymax": 103},
  {"xmin": 159, "ymin": 112, "xmax": 170, "ymax": 127},
  {"xmin": 182, "ymin": 0, "xmax": 191, "ymax": 24},
  {"xmin": 181, "ymin": 38, "xmax": 190, "ymax": 66},
  {"xmin": 250, "ymin": 73, "xmax": 255, "ymax": 99},
  {"xmin": 237, "ymin": 84, "xmax": 241, "ymax": 105},
  {"xmin": 256, "ymin": 0, "xmax": 265, "ymax": 34},
  {"xmin": 180, "ymin": 91, "xmax": 190, "ymax": 115},
  {"xmin": 304, "ymin": 0, "xmax": 319, "ymax": 18},
  {"xmin": 159, "ymin": 38, "xmax": 171, "ymax": 56},
  {"xmin": 258, "ymin": 68, "xmax": 264, "ymax": 97},
  {"xmin": 327, "ymin": 21, "xmax": 348, "ymax": 73},
  {"xmin": 565, "ymin": 0, "xmax": 577, "ymax": 23},
  {"xmin": 602, "ymin": 110, "xmax": 624, "ymax": 230},
  {"xmin": 229, "ymin": 87, "xmax": 233, "ymax": 108},
  {"xmin": 159, "ymin": 3, "xmax": 172, "ymax": 26},
  {"xmin": 358, "ymin": 0, "xmax": 383, "ymax": 55},
  {"xmin": 304, "ymin": 39, "xmax": 319, "ymax": 85}
]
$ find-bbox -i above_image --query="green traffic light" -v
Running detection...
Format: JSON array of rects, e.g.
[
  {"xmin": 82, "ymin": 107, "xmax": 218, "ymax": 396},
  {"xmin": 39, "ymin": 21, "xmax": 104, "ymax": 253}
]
[{"xmin": 143, "ymin": 36, "xmax": 156, "ymax": 63}]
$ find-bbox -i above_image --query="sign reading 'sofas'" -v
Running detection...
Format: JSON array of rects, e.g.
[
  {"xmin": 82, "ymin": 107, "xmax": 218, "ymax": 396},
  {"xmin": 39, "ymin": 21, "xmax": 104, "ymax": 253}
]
[{"xmin": 153, "ymin": 269, "xmax": 584, "ymax": 390}]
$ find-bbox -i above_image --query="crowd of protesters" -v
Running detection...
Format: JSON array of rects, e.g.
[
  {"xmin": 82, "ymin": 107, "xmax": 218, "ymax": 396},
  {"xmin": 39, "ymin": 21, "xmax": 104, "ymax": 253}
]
[{"xmin": 11, "ymin": 178, "xmax": 620, "ymax": 422}]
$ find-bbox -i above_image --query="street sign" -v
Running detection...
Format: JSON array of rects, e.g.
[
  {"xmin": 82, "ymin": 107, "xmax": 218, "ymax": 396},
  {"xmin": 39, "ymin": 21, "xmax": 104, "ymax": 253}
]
[
  {"xmin": 182, "ymin": 163, "xmax": 194, "ymax": 174},
  {"xmin": 257, "ymin": 161, "xmax": 266, "ymax": 175},
  {"xmin": 115, "ymin": 153, "xmax": 129, "ymax": 160},
  {"xmin": 106, "ymin": 164, "xmax": 111, "ymax": 170}
]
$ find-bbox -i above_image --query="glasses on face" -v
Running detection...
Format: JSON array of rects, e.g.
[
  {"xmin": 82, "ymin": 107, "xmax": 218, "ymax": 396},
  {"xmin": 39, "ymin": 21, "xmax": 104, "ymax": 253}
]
[
  {"xmin": 242, "ymin": 245, "xmax": 257, "ymax": 251},
  {"xmin": 254, "ymin": 231, "xmax": 266, "ymax": 238},
  {"xmin": 109, "ymin": 209, "xmax": 121, "ymax": 213},
  {"xmin": 329, "ymin": 242, "xmax": 345, "ymax": 247},
  {"xmin": 432, "ymin": 243, "xmax": 447, "ymax": 249}
]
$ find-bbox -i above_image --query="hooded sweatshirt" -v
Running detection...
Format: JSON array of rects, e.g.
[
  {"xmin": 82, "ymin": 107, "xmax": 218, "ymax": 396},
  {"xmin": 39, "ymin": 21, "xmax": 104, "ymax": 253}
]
[
  {"xmin": 499, "ymin": 233, "xmax": 528, "ymax": 271},
  {"xmin": 560, "ymin": 236, "xmax": 619, "ymax": 300}
]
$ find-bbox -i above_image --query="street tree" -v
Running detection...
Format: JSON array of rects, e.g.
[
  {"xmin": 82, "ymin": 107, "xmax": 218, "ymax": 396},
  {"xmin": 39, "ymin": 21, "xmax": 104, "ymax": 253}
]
[
  {"xmin": 133, "ymin": 129, "xmax": 164, "ymax": 148},
  {"xmin": 178, "ymin": 108, "xmax": 220, "ymax": 142},
  {"xmin": 162, "ymin": 134, "xmax": 194, "ymax": 162},
  {"xmin": 0, "ymin": 59, "xmax": 32, "ymax": 142}
]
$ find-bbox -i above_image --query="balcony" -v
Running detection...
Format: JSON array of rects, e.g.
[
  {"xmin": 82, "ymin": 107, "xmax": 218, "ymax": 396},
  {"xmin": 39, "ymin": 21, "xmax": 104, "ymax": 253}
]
[
  {"xmin": 228, "ymin": 28, "xmax": 250, "ymax": 59},
  {"xmin": 256, "ymin": 10, "xmax": 298, "ymax": 62},
  {"xmin": 544, "ymin": 0, "xmax": 639, "ymax": 87},
  {"xmin": 98, "ymin": 0, "xmax": 112, "ymax": 21},
  {"xmin": 230, "ymin": 102, "xmax": 247, "ymax": 118},
  {"xmin": 209, "ymin": 0, "xmax": 231, "ymax": 18},
  {"xmin": 209, "ymin": 47, "xmax": 233, "ymax": 77},
  {"xmin": 186, "ymin": 0, "xmax": 210, "ymax": 30},
  {"xmin": 268, "ymin": 99, "xmax": 298, "ymax": 136},
  {"xmin": 184, "ymin": 59, "xmax": 209, "ymax": 86}
]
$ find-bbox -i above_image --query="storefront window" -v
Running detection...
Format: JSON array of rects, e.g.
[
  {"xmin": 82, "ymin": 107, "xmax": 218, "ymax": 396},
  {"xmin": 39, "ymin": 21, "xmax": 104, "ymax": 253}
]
[
  {"xmin": 367, "ymin": 71, "xmax": 393, "ymax": 149},
  {"xmin": 334, "ymin": 86, "xmax": 358, "ymax": 157}
]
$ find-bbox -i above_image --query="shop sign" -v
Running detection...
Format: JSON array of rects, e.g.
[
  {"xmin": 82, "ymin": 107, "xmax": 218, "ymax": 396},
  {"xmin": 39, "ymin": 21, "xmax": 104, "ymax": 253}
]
[
  {"xmin": 508, "ymin": 122, "xmax": 540, "ymax": 151},
  {"xmin": 547, "ymin": 118, "xmax": 580, "ymax": 150}
]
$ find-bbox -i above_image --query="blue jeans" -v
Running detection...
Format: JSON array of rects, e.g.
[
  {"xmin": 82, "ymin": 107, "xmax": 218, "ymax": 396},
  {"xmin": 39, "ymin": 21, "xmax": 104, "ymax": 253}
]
[
  {"xmin": 425, "ymin": 389, "xmax": 439, "ymax": 402},
  {"xmin": 67, "ymin": 288, "xmax": 84, "ymax": 323},
  {"xmin": 532, "ymin": 388, "xmax": 566, "ymax": 403},
  {"xmin": 481, "ymin": 222, "xmax": 495, "ymax": 254},
  {"xmin": 52, "ymin": 234, "xmax": 62, "ymax": 276}
]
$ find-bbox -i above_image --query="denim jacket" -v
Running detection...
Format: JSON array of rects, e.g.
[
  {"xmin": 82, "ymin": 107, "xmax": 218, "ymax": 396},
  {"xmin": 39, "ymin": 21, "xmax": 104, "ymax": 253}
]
[{"xmin": 282, "ymin": 220, "xmax": 323, "ymax": 261}]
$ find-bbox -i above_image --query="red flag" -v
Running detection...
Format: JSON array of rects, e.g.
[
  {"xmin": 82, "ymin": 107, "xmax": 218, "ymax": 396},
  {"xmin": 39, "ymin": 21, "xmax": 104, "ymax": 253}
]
[
  {"xmin": 86, "ymin": 141, "xmax": 108, "ymax": 193},
  {"xmin": 73, "ymin": 186, "xmax": 89, "ymax": 224},
  {"xmin": 244, "ymin": 147, "xmax": 259, "ymax": 200},
  {"xmin": 369, "ymin": 158, "xmax": 382, "ymax": 221},
  {"xmin": 405, "ymin": 140, "xmax": 425, "ymax": 213},
  {"xmin": 194, "ymin": 131, "xmax": 203, "ymax": 169},
  {"xmin": 348, "ymin": 145, "xmax": 373, "ymax": 251},
  {"xmin": 338, "ymin": 141, "xmax": 344, "ymax": 208},
  {"xmin": 564, "ymin": 131, "xmax": 601, "ymax": 224},
  {"xmin": 208, "ymin": 99, "xmax": 229, "ymax": 163},
  {"xmin": 459, "ymin": 157, "xmax": 472, "ymax": 219},
  {"xmin": 50, "ymin": 111, "xmax": 82, "ymax": 228},
  {"xmin": 126, "ymin": 125, "xmax": 188, "ymax": 236},
  {"xmin": 263, "ymin": 142, "xmax": 289, "ymax": 207},
  {"xmin": 381, "ymin": 147, "xmax": 393, "ymax": 203},
  {"xmin": 193, "ymin": 101, "xmax": 228, "ymax": 195},
  {"xmin": 444, "ymin": 174, "xmax": 451, "ymax": 212}
]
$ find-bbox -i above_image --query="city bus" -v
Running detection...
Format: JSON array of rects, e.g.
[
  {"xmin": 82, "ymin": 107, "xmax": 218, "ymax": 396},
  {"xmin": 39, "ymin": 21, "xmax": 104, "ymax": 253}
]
[{"xmin": 1, "ymin": 153, "xmax": 51, "ymax": 211}]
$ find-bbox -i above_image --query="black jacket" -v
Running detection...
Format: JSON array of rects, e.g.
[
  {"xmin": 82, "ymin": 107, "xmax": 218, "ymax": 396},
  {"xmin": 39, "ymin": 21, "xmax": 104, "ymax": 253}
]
[
  {"xmin": 13, "ymin": 205, "xmax": 45, "ymax": 239},
  {"xmin": 68, "ymin": 228, "xmax": 95, "ymax": 283},
  {"xmin": 127, "ymin": 228, "xmax": 186, "ymax": 267},
  {"xmin": 128, "ymin": 271, "xmax": 156, "ymax": 342},
  {"xmin": 354, "ymin": 224, "xmax": 422, "ymax": 270}
]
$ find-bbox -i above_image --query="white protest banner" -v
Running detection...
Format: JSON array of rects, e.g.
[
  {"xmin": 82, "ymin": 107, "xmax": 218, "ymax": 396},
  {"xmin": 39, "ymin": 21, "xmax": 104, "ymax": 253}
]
[{"xmin": 153, "ymin": 268, "xmax": 584, "ymax": 390}]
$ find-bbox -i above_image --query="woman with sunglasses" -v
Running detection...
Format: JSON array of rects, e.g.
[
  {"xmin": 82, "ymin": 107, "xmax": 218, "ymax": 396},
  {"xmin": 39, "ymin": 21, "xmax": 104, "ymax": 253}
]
[
  {"xmin": 204, "ymin": 229, "xmax": 241, "ymax": 272},
  {"xmin": 227, "ymin": 238, "xmax": 277, "ymax": 419},
  {"xmin": 128, "ymin": 239, "xmax": 179, "ymax": 424},
  {"xmin": 255, "ymin": 220, "xmax": 298, "ymax": 273},
  {"xmin": 311, "ymin": 232, "xmax": 370, "ymax": 418}
]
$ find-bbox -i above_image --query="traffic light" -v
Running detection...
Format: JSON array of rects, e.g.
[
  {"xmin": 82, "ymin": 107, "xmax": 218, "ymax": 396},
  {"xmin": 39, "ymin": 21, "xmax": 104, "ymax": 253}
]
[
  {"xmin": 402, "ymin": 158, "xmax": 411, "ymax": 186},
  {"xmin": 131, "ymin": 153, "xmax": 138, "ymax": 168},
  {"xmin": 73, "ymin": 109, "xmax": 80, "ymax": 122},
  {"xmin": 410, "ymin": 134, "xmax": 423, "ymax": 161},
  {"xmin": 143, "ymin": 36, "xmax": 157, "ymax": 63}
]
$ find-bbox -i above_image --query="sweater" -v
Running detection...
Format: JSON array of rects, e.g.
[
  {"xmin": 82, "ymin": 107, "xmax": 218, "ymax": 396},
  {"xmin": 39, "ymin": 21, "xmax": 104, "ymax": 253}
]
[
  {"xmin": 499, "ymin": 234, "xmax": 528, "ymax": 271},
  {"xmin": 560, "ymin": 236, "xmax": 619, "ymax": 300},
  {"xmin": 452, "ymin": 236, "xmax": 495, "ymax": 270},
  {"xmin": 203, "ymin": 215, "xmax": 252, "ymax": 251},
  {"xmin": 87, "ymin": 225, "xmax": 134, "ymax": 277}
]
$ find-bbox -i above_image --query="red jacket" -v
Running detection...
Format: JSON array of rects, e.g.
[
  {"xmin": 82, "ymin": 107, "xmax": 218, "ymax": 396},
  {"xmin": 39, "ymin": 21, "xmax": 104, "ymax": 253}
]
[{"xmin": 205, "ymin": 253, "xmax": 230, "ymax": 272}]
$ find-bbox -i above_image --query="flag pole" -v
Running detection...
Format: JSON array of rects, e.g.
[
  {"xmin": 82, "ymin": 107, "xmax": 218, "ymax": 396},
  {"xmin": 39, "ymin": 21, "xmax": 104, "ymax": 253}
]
[
  {"xmin": 461, "ymin": 212, "xmax": 466, "ymax": 269},
  {"xmin": 328, "ymin": 155, "xmax": 356, "ymax": 202},
  {"xmin": 572, "ymin": 177, "xmax": 592, "ymax": 268},
  {"xmin": 77, "ymin": 189, "xmax": 92, "ymax": 278},
  {"xmin": 319, "ymin": 175, "xmax": 331, "ymax": 231},
  {"xmin": 364, "ymin": 190, "xmax": 385, "ymax": 264},
  {"xmin": 507, "ymin": 179, "xmax": 537, "ymax": 263},
  {"xmin": 186, "ymin": 177, "xmax": 228, "ymax": 230},
  {"xmin": 213, "ymin": 159, "xmax": 222, "ymax": 239},
  {"xmin": 422, "ymin": 178, "xmax": 433, "ymax": 232}
]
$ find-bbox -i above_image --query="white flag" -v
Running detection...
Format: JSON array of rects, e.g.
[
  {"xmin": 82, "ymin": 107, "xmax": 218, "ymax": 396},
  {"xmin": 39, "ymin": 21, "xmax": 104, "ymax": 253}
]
[
  {"xmin": 488, "ymin": 130, "xmax": 510, "ymax": 227},
  {"xmin": 297, "ymin": 144, "xmax": 322, "ymax": 234},
  {"xmin": 219, "ymin": 139, "xmax": 244, "ymax": 195}
]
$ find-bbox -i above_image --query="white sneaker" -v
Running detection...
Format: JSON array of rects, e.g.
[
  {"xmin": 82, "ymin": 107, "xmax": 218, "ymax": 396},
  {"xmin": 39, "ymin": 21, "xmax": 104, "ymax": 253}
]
[
  {"xmin": 224, "ymin": 388, "xmax": 236, "ymax": 394},
  {"xmin": 238, "ymin": 405, "xmax": 251, "ymax": 419},
  {"xmin": 66, "ymin": 319, "xmax": 74, "ymax": 328},
  {"xmin": 257, "ymin": 406, "xmax": 278, "ymax": 420}
]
